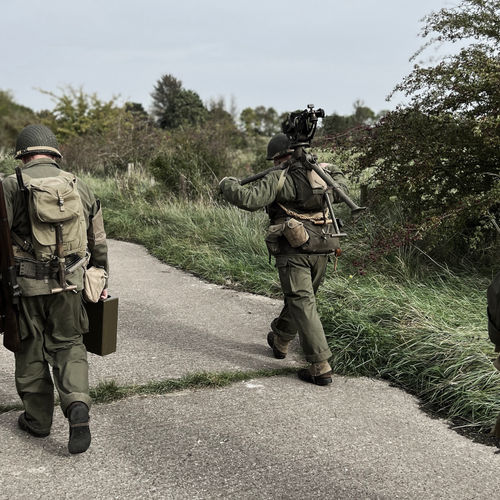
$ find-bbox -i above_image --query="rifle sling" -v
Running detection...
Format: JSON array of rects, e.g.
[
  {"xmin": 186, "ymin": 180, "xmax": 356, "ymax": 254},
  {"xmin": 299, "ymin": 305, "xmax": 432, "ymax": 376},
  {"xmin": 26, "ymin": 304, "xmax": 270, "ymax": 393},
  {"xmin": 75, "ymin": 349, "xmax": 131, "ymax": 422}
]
[{"xmin": 11, "ymin": 232, "xmax": 33, "ymax": 253}]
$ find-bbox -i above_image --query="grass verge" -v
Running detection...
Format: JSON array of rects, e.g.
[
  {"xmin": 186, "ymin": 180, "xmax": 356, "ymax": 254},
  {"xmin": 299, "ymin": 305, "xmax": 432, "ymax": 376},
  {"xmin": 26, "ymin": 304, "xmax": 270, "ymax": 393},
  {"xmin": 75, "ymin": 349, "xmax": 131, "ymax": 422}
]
[
  {"xmin": 0, "ymin": 368, "xmax": 299, "ymax": 414},
  {"xmin": 90, "ymin": 367, "xmax": 298, "ymax": 404},
  {"xmin": 85, "ymin": 175, "xmax": 500, "ymax": 434}
]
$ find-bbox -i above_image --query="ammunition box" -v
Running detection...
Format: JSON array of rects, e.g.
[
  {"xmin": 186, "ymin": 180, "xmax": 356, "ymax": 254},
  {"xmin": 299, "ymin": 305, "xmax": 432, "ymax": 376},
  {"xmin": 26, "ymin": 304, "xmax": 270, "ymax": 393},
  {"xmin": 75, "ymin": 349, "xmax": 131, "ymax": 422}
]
[{"xmin": 83, "ymin": 296, "xmax": 118, "ymax": 356}]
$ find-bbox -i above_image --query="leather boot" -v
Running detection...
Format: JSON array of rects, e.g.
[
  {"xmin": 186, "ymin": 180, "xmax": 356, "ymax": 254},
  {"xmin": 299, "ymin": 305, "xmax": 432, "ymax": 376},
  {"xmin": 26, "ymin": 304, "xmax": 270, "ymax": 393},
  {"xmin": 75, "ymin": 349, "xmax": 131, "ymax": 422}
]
[
  {"xmin": 298, "ymin": 360, "xmax": 333, "ymax": 386},
  {"xmin": 67, "ymin": 402, "xmax": 91, "ymax": 454},
  {"xmin": 267, "ymin": 331, "xmax": 289, "ymax": 359},
  {"xmin": 18, "ymin": 413, "xmax": 50, "ymax": 438}
]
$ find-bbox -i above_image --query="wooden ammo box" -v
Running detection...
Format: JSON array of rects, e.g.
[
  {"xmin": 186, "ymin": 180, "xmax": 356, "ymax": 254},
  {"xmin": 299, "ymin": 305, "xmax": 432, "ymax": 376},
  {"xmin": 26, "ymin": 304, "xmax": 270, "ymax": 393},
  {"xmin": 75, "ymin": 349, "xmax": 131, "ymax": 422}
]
[{"xmin": 83, "ymin": 296, "xmax": 118, "ymax": 356}]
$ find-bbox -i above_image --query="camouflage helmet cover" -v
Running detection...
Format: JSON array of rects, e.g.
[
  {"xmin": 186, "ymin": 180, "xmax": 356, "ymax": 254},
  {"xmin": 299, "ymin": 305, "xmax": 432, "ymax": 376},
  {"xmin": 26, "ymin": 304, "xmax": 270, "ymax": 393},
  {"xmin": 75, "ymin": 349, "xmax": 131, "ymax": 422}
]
[
  {"xmin": 15, "ymin": 124, "xmax": 62, "ymax": 159},
  {"xmin": 266, "ymin": 133, "xmax": 293, "ymax": 161}
]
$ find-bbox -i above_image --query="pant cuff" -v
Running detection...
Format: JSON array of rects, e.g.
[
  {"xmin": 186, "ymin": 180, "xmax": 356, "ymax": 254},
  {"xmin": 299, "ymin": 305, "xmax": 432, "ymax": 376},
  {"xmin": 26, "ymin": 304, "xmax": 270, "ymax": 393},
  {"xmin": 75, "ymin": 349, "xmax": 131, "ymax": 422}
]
[
  {"xmin": 61, "ymin": 393, "xmax": 92, "ymax": 416},
  {"xmin": 305, "ymin": 348, "xmax": 332, "ymax": 364},
  {"xmin": 271, "ymin": 318, "xmax": 296, "ymax": 343},
  {"xmin": 310, "ymin": 360, "xmax": 332, "ymax": 376},
  {"xmin": 23, "ymin": 413, "xmax": 52, "ymax": 435}
]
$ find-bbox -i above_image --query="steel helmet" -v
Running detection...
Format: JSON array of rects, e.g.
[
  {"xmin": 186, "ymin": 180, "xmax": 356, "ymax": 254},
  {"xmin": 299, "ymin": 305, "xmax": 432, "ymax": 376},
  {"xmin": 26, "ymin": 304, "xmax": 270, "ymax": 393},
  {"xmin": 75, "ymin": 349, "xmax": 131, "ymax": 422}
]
[
  {"xmin": 266, "ymin": 133, "xmax": 293, "ymax": 161},
  {"xmin": 15, "ymin": 124, "xmax": 62, "ymax": 159}
]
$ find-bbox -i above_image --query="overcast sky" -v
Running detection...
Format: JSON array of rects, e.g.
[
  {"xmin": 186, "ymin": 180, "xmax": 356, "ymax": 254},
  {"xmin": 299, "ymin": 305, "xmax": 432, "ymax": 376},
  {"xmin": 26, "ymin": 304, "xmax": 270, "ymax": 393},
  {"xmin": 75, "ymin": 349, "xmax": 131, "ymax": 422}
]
[{"xmin": 1, "ymin": 0, "xmax": 459, "ymax": 117}]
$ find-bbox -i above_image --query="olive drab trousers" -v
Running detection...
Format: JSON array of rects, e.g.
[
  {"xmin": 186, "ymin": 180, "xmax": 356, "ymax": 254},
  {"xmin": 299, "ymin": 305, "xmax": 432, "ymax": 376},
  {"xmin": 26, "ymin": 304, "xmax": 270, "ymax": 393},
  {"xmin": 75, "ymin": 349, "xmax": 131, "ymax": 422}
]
[
  {"xmin": 15, "ymin": 291, "xmax": 91, "ymax": 434},
  {"xmin": 271, "ymin": 254, "xmax": 332, "ymax": 363}
]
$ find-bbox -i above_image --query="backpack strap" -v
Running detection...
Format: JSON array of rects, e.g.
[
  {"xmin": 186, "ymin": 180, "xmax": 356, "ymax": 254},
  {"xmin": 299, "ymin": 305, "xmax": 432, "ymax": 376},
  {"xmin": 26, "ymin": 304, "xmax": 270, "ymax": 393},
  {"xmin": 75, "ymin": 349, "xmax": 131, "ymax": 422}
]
[{"xmin": 276, "ymin": 167, "xmax": 289, "ymax": 194}]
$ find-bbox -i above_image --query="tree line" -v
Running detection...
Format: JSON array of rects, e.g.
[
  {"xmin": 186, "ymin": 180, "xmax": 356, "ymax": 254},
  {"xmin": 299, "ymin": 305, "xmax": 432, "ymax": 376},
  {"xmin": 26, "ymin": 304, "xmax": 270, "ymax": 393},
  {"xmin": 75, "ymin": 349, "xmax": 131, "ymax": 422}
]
[{"xmin": 0, "ymin": 79, "xmax": 380, "ymax": 152}]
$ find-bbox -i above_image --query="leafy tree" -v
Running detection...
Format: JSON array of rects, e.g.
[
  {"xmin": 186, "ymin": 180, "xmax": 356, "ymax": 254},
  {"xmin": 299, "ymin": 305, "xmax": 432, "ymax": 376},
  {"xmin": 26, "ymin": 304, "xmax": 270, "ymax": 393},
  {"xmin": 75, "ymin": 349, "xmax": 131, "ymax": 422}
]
[
  {"xmin": 239, "ymin": 106, "xmax": 284, "ymax": 136},
  {"xmin": 60, "ymin": 108, "xmax": 163, "ymax": 175},
  {"xmin": 322, "ymin": 100, "xmax": 377, "ymax": 136},
  {"xmin": 39, "ymin": 86, "xmax": 123, "ymax": 142},
  {"xmin": 207, "ymin": 97, "xmax": 234, "ymax": 126},
  {"xmin": 149, "ymin": 123, "xmax": 237, "ymax": 199},
  {"xmin": 150, "ymin": 98, "xmax": 245, "ymax": 198},
  {"xmin": 321, "ymin": 113, "xmax": 351, "ymax": 136},
  {"xmin": 390, "ymin": 0, "xmax": 500, "ymax": 119},
  {"xmin": 35, "ymin": 87, "xmax": 162, "ymax": 174},
  {"xmin": 150, "ymin": 74, "xmax": 207, "ymax": 129},
  {"xmin": 125, "ymin": 102, "xmax": 150, "ymax": 122},
  {"xmin": 355, "ymin": 0, "xmax": 500, "ymax": 263},
  {"xmin": 206, "ymin": 98, "xmax": 245, "ymax": 149}
]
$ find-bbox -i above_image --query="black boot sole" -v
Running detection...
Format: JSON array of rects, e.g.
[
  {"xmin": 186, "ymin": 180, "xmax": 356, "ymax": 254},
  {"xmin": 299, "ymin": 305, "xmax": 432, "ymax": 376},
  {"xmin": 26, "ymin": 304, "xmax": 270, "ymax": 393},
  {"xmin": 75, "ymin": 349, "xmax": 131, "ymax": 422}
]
[
  {"xmin": 297, "ymin": 369, "xmax": 332, "ymax": 386},
  {"xmin": 68, "ymin": 403, "xmax": 91, "ymax": 454}
]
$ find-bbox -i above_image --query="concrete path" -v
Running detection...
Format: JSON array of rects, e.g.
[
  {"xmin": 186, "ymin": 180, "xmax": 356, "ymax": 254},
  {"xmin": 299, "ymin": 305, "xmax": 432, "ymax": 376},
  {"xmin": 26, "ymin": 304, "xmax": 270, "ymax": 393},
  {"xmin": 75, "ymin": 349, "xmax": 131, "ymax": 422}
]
[
  {"xmin": 0, "ymin": 240, "xmax": 302, "ymax": 405},
  {"xmin": 1, "ymin": 240, "xmax": 499, "ymax": 499}
]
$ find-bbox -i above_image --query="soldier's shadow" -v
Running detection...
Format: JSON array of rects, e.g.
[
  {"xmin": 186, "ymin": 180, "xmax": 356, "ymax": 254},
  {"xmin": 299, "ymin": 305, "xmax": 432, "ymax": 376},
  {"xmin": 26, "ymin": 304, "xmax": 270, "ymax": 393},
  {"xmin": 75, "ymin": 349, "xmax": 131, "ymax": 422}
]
[
  {"xmin": 18, "ymin": 431, "xmax": 69, "ymax": 457},
  {"xmin": 2, "ymin": 413, "xmax": 70, "ymax": 457}
]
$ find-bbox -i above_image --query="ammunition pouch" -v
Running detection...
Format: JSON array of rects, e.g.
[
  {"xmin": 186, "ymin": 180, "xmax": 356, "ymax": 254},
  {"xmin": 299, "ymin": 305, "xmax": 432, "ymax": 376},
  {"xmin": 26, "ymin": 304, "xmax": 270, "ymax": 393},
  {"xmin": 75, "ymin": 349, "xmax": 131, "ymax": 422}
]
[
  {"xmin": 299, "ymin": 221, "xmax": 340, "ymax": 254},
  {"xmin": 15, "ymin": 257, "xmax": 58, "ymax": 280},
  {"xmin": 14, "ymin": 253, "xmax": 87, "ymax": 281},
  {"xmin": 265, "ymin": 223, "xmax": 285, "ymax": 256}
]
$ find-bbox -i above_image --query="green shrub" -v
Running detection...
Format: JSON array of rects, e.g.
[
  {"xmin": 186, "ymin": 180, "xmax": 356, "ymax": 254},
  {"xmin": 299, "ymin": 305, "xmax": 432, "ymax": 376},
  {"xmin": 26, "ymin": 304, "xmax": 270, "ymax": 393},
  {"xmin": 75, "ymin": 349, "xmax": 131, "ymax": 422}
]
[
  {"xmin": 353, "ymin": 110, "xmax": 499, "ymax": 265},
  {"xmin": 149, "ymin": 118, "xmax": 245, "ymax": 199},
  {"xmin": 0, "ymin": 154, "xmax": 17, "ymax": 176}
]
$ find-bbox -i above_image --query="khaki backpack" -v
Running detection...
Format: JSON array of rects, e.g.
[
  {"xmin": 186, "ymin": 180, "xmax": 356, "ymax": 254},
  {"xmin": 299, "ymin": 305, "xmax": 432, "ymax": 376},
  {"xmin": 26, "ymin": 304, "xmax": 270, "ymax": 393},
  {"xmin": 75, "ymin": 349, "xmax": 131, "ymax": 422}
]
[{"xmin": 20, "ymin": 170, "xmax": 87, "ymax": 262}]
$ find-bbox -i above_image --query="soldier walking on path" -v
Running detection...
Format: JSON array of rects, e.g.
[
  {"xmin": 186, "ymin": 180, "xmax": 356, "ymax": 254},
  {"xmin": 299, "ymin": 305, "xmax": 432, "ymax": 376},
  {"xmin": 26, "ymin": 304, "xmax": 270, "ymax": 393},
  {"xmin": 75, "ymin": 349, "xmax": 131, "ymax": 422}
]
[
  {"xmin": 1, "ymin": 124, "xmax": 109, "ymax": 453},
  {"xmin": 219, "ymin": 124, "xmax": 350, "ymax": 386}
]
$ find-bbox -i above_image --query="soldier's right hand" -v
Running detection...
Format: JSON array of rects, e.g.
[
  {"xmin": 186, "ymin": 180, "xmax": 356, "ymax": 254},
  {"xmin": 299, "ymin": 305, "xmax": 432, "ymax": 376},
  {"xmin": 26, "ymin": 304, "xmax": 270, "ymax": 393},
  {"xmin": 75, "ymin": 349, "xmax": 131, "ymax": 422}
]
[{"xmin": 218, "ymin": 177, "xmax": 238, "ymax": 193}]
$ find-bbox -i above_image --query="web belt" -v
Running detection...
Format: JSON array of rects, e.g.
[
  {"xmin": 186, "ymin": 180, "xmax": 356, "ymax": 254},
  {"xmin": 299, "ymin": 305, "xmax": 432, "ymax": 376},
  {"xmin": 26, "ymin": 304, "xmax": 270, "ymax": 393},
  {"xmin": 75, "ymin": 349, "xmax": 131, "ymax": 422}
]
[
  {"xmin": 15, "ymin": 258, "xmax": 59, "ymax": 280},
  {"xmin": 15, "ymin": 254, "xmax": 88, "ymax": 281}
]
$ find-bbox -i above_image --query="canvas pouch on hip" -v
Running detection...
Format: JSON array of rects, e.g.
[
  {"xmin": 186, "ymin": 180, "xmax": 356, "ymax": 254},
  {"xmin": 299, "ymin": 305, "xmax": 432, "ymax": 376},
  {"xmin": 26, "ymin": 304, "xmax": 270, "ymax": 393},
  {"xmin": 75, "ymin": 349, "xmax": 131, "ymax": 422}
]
[
  {"xmin": 283, "ymin": 218, "xmax": 309, "ymax": 247},
  {"xmin": 84, "ymin": 266, "xmax": 108, "ymax": 303}
]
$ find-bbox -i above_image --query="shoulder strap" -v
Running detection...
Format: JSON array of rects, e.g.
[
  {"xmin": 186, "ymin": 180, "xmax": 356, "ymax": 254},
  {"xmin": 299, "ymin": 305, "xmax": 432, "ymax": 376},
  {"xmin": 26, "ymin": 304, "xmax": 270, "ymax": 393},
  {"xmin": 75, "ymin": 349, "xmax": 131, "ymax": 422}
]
[
  {"xmin": 276, "ymin": 167, "xmax": 289, "ymax": 194},
  {"xmin": 11, "ymin": 231, "xmax": 33, "ymax": 253}
]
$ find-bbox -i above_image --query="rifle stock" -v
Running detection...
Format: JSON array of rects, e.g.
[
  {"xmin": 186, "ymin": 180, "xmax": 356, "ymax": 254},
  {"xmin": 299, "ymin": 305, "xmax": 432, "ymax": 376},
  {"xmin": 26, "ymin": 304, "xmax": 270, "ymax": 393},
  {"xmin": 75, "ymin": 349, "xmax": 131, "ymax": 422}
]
[{"xmin": 0, "ymin": 179, "xmax": 21, "ymax": 352}]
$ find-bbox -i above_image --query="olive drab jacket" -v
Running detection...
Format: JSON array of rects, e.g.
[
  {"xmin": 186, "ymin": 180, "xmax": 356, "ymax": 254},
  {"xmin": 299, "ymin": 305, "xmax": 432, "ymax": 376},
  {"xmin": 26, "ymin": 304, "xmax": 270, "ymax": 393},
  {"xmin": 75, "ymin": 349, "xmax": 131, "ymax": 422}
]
[
  {"xmin": 3, "ymin": 158, "xmax": 108, "ymax": 297},
  {"xmin": 220, "ymin": 156, "xmax": 349, "ymax": 255}
]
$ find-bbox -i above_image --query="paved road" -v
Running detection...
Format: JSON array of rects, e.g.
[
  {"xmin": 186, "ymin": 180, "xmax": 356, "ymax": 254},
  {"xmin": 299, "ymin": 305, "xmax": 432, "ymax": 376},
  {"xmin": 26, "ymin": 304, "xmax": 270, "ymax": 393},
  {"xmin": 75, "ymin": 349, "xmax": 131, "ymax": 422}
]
[{"xmin": 0, "ymin": 240, "xmax": 499, "ymax": 499}]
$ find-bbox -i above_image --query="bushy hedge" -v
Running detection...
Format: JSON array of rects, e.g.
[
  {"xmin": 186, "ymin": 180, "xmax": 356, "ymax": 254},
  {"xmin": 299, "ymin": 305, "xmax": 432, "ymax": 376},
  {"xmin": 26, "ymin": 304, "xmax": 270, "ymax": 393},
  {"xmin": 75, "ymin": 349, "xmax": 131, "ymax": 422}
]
[
  {"xmin": 353, "ymin": 110, "xmax": 499, "ymax": 265},
  {"xmin": 149, "ymin": 119, "xmax": 247, "ymax": 199}
]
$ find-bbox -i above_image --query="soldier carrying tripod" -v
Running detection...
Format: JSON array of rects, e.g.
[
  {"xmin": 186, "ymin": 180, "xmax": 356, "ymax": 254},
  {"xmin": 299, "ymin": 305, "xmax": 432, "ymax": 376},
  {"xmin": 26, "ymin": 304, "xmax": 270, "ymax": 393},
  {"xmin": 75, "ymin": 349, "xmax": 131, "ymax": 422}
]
[{"xmin": 219, "ymin": 105, "xmax": 364, "ymax": 385}]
